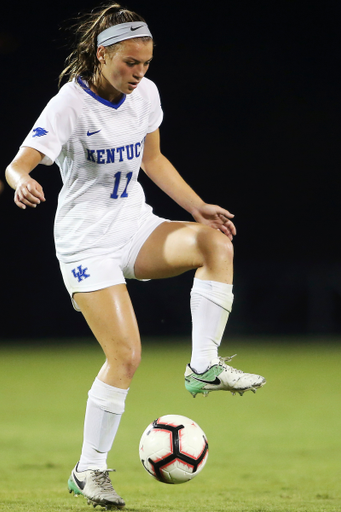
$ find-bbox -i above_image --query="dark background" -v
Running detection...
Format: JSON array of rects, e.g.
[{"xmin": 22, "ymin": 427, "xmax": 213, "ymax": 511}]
[{"xmin": 1, "ymin": 1, "xmax": 340, "ymax": 340}]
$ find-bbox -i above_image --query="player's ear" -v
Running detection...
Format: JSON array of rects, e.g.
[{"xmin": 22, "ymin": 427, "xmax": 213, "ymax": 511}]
[{"xmin": 97, "ymin": 45, "xmax": 106, "ymax": 64}]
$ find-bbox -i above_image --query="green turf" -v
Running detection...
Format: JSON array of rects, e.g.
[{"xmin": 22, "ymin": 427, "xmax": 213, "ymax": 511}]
[{"xmin": 0, "ymin": 337, "xmax": 340, "ymax": 511}]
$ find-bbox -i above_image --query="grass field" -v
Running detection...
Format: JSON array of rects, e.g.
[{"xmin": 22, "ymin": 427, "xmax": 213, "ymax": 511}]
[{"xmin": 0, "ymin": 337, "xmax": 340, "ymax": 512}]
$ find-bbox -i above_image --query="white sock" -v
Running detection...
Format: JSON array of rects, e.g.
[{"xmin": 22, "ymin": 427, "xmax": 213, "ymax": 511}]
[
  {"xmin": 190, "ymin": 278, "xmax": 234, "ymax": 373},
  {"xmin": 78, "ymin": 378, "xmax": 129, "ymax": 472}
]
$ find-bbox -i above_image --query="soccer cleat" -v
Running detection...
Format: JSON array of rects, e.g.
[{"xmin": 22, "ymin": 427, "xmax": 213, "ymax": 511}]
[
  {"xmin": 184, "ymin": 355, "xmax": 266, "ymax": 398},
  {"xmin": 68, "ymin": 463, "xmax": 125, "ymax": 510}
]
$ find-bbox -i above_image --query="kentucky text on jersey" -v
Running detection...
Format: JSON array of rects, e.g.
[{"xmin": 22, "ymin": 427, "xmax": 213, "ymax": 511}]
[{"xmin": 86, "ymin": 141, "xmax": 143, "ymax": 164}]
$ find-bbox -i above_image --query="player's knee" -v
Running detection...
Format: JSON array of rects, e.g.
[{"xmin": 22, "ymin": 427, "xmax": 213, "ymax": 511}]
[
  {"xmin": 198, "ymin": 227, "xmax": 234, "ymax": 264},
  {"xmin": 106, "ymin": 343, "xmax": 141, "ymax": 380},
  {"xmin": 126, "ymin": 349, "xmax": 142, "ymax": 379},
  {"xmin": 120, "ymin": 347, "xmax": 141, "ymax": 380}
]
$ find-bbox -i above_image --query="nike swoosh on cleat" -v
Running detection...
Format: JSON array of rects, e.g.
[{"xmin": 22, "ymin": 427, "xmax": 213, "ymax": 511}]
[
  {"xmin": 73, "ymin": 472, "xmax": 86, "ymax": 490},
  {"xmin": 131, "ymin": 25, "xmax": 143, "ymax": 31},
  {"xmin": 193, "ymin": 376, "xmax": 221, "ymax": 385},
  {"xmin": 87, "ymin": 129, "xmax": 101, "ymax": 136}
]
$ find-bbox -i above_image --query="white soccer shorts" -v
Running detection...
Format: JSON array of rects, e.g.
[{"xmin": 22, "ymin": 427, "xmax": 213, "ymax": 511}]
[{"xmin": 59, "ymin": 213, "xmax": 168, "ymax": 311}]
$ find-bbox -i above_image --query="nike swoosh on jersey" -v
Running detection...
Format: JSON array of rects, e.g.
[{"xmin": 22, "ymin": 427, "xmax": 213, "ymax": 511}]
[
  {"xmin": 131, "ymin": 25, "xmax": 143, "ymax": 31},
  {"xmin": 87, "ymin": 129, "xmax": 101, "ymax": 136},
  {"xmin": 73, "ymin": 472, "xmax": 86, "ymax": 490},
  {"xmin": 193, "ymin": 376, "xmax": 221, "ymax": 386}
]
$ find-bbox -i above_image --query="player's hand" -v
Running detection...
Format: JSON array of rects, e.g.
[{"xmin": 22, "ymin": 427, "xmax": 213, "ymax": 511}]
[
  {"xmin": 14, "ymin": 176, "xmax": 46, "ymax": 209},
  {"xmin": 192, "ymin": 203, "xmax": 236, "ymax": 240}
]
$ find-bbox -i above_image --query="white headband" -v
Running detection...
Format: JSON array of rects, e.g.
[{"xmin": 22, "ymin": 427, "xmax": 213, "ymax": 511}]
[{"xmin": 97, "ymin": 21, "xmax": 152, "ymax": 47}]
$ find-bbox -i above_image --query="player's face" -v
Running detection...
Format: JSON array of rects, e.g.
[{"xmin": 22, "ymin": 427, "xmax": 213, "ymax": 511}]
[{"xmin": 97, "ymin": 39, "xmax": 153, "ymax": 100}]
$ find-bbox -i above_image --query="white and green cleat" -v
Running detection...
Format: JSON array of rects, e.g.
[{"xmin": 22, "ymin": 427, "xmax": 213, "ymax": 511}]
[
  {"xmin": 68, "ymin": 463, "xmax": 125, "ymax": 510},
  {"xmin": 185, "ymin": 355, "xmax": 266, "ymax": 397}
]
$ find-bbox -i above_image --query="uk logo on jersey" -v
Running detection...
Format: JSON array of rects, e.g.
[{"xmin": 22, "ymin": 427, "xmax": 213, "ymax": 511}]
[
  {"xmin": 32, "ymin": 127, "xmax": 48, "ymax": 138},
  {"xmin": 72, "ymin": 265, "xmax": 90, "ymax": 282}
]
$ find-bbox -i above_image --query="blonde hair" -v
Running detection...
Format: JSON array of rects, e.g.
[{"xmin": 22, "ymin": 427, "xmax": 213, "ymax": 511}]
[{"xmin": 59, "ymin": 3, "xmax": 149, "ymax": 87}]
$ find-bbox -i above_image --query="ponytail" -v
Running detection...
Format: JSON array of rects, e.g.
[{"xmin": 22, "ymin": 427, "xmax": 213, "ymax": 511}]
[{"xmin": 59, "ymin": 3, "xmax": 147, "ymax": 87}]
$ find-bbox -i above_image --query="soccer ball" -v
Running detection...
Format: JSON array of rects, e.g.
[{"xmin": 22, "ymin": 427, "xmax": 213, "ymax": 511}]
[{"xmin": 138, "ymin": 414, "xmax": 209, "ymax": 484}]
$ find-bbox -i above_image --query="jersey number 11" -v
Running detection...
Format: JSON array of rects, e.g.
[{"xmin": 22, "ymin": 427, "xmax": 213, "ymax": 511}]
[{"xmin": 110, "ymin": 171, "xmax": 133, "ymax": 199}]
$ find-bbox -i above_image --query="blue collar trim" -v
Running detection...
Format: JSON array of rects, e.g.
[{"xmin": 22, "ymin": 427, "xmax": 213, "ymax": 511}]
[{"xmin": 77, "ymin": 77, "xmax": 126, "ymax": 109}]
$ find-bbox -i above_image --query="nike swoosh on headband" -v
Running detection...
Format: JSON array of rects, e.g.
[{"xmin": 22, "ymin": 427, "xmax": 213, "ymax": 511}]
[{"xmin": 97, "ymin": 22, "xmax": 152, "ymax": 47}]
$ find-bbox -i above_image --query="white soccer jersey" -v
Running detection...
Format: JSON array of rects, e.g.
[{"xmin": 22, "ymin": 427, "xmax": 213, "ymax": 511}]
[{"xmin": 21, "ymin": 77, "xmax": 163, "ymax": 263}]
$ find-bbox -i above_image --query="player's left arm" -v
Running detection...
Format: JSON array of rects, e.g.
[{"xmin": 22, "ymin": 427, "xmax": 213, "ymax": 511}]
[{"xmin": 141, "ymin": 129, "xmax": 236, "ymax": 239}]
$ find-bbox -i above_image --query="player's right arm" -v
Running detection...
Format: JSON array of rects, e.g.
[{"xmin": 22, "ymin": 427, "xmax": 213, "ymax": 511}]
[
  {"xmin": 6, "ymin": 82, "xmax": 84, "ymax": 210},
  {"xmin": 6, "ymin": 147, "xmax": 46, "ymax": 209}
]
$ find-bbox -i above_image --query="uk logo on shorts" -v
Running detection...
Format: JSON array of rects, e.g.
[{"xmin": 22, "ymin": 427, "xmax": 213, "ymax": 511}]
[
  {"xmin": 72, "ymin": 265, "xmax": 90, "ymax": 282},
  {"xmin": 32, "ymin": 127, "xmax": 48, "ymax": 137}
]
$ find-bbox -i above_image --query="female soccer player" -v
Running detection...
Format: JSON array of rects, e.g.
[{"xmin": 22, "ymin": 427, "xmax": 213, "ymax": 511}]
[{"xmin": 6, "ymin": 4, "xmax": 265, "ymax": 509}]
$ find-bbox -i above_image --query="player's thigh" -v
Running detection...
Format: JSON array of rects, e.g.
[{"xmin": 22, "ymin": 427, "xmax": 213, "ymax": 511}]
[
  {"xmin": 134, "ymin": 221, "xmax": 231, "ymax": 279},
  {"xmin": 75, "ymin": 284, "xmax": 141, "ymax": 364}
]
